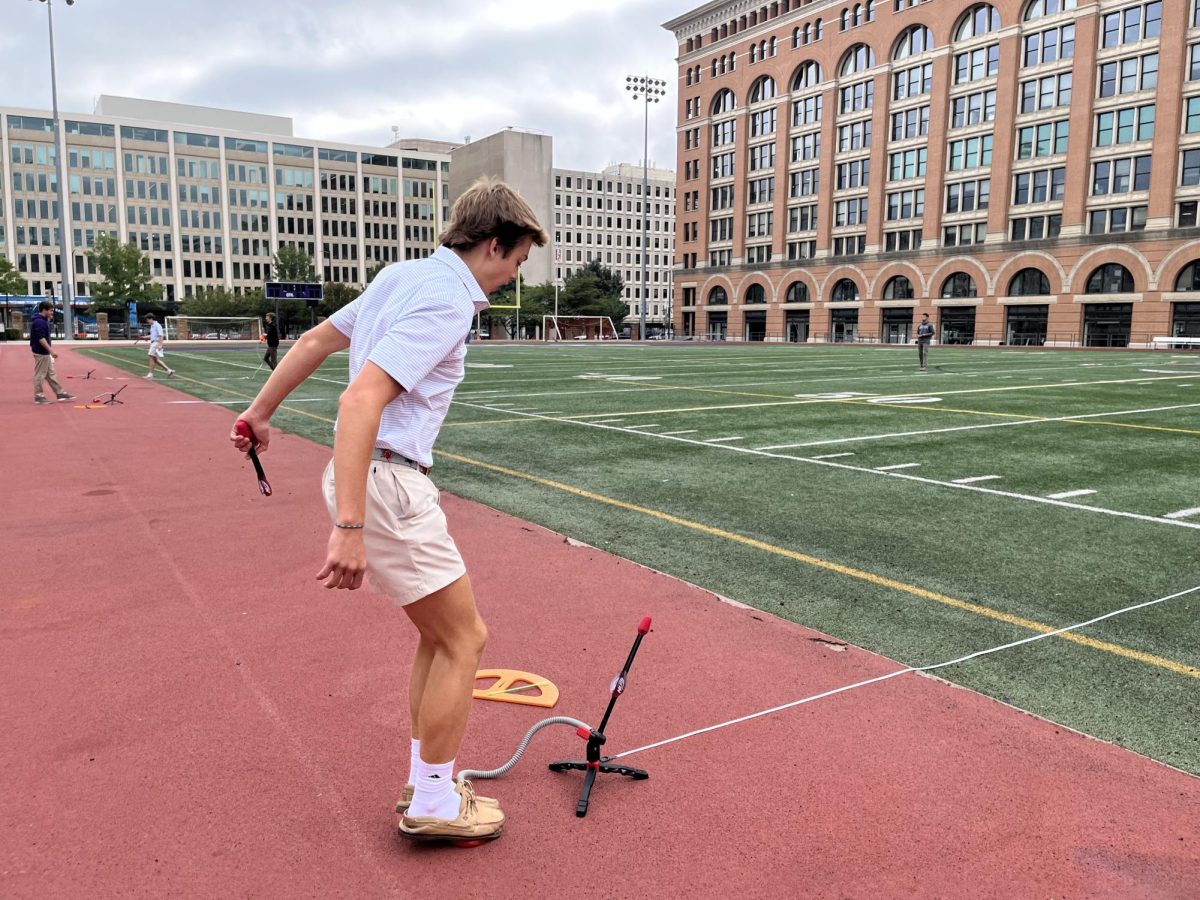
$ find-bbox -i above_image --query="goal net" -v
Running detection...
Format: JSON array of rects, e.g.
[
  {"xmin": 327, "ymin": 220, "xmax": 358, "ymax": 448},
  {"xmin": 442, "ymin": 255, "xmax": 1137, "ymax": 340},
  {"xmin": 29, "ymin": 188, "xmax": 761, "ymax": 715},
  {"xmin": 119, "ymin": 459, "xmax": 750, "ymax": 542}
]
[
  {"xmin": 165, "ymin": 316, "xmax": 263, "ymax": 341},
  {"xmin": 542, "ymin": 315, "xmax": 619, "ymax": 341}
]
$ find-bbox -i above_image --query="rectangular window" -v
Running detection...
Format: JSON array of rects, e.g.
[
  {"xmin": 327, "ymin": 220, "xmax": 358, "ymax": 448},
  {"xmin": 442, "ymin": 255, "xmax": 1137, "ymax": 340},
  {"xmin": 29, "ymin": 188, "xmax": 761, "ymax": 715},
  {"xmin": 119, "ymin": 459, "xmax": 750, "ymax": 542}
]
[
  {"xmin": 888, "ymin": 147, "xmax": 928, "ymax": 180},
  {"xmin": 945, "ymin": 178, "xmax": 990, "ymax": 213},
  {"xmin": 1187, "ymin": 97, "xmax": 1200, "ymax": 134},
  {"xmin": 1183, "ymin": 149, "xmax": 1200, "ymax": 187},
  {"xmin": 792, "ymin": 95, "xmax": 823, "ymax": 127},
  {"xmin": 1094, "ymin": 104, "xmax": 1155, "ymax": 146},
  {"xmin": 748, "ymin": 142, "xmax": 776, "ymax": 172},
  {"xmin": 836, "ymin": 159, "xmax": 870, "ymax": 189},
  {"xmin": 1088, "ymin": 205, "xmax": 1148, "ymax": 233},
  {"xmin": 1016, "ymin": 120, "xmax": 1070, "ymax": 158},
  {"xmin": 953, "ymin": 44, "xmax": 999, "ymax": 85},
  {"xmin": 839, "ymin": 80, "xmax": 874, "ymax": 113},
  {"xmin": 711, "ymin": 152, "xmax": 735, "ymax": 178},
  {"xmin": 947, "ymin": 135, "xmax": 993, "ymax": 170},
  {"xmin": 1101, "ymin": 2, "xmax": 1162, "ymax": 49},
  {"xmin": 890, "ymin": 105, "xmax": 930, "ymax": 140},
  {"xmin": 746, "ymin": 211, "xmax": 774, "ymax": 237},
  {"xmin": 1191, "ymin": 43, "xmax": 1200, "ymax": 82},
  {"xmin": 950, "ymin": 90, "xmax": 997, "ymax": 129},
  {"xmin": 893, "ymin": 63, "xmax": 933, "ymax": 100},
  {"xmin": 750, "ymin": 108, "xmax": 777, "ymax": 137},
  {"xmin": 1019, "ymin": 72, "xmax": 1073, "ymax": 114},
  {"xmin": 833, "ymin": 197, "xmax": 870, "ymax": 226},
  {"xmin": 711, "ymin": 120, "xmax": 736, "ymax": 147},
  {"xmin": 791, "ymin": 133, "xmax": 822, "ymax": 162},
  {"xmin": 886, "ymin": 188, "xmax": 925, "ymax": 220},
  {"xmin": 1093, "ymin": 155, "xmax": 1152, "ymax": 193},
  {"xmin": 884, "ymin": 228, "xmax": 923, "ymax": 252},
  {"xmin": 837, "ymin": 120, "xmax": 873, "ymax": 151},
  {"xmin": 789, "ymin": 168, "xmax": 820, "ymax": 198},
  {"xmin": 1179, "ymin": 200, "xmax": 1199, "ymax": 227},
  {"xmin": 943, "ymin": 222, "xmax": 987, "ymax": 247},
  {"xmin": 1012, "ymin": 167, "xmax": 1066, "ymax": 205},
  {"xmin": 1098, "ymin": 53, "xmax": 1159, "ymax": 98},
  {"xmin": 788, "ymin": 204, "xmax": 819, "ymax": 232},
  {"xmin": 747, "ymin": 176, "xmax": 775, "ymax": 204},
  {"xmin": 1010, "ymin": 214, "xmax": 1062, "ymax": 241},
  {"xmin": 1023, "ymin": 24, "xmax": 1075, "ymax": 68}
]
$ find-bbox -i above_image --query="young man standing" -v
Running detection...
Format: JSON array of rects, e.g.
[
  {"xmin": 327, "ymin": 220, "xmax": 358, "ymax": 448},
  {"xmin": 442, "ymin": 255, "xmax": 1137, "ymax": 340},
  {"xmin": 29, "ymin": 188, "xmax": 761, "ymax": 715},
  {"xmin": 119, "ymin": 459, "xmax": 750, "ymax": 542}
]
[
  {"xmin": 230, "ymin": 178, "xmax": 546, "ymax": 844},
  {"xmin": 263, "ymin": 312, "xmax": 280, "ymax": 370},
  {"xmin": 30, "ymin": 300, "xmax": 75, "ymax": 404},
  {"xmin": 143, "ymin": 314, "xmax": 174, "ymax": 378},
  {"xmin": 916, "ymin": 312, "xmax": 935, "ymax": 371}
]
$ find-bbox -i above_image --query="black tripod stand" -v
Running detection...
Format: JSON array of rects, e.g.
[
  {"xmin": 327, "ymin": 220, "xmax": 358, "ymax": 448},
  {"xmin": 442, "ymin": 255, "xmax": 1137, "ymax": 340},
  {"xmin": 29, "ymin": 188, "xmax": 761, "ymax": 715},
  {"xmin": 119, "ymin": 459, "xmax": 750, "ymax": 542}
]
[
  {"xmin": 549, "ymin": 616, "xmax": 652, "ymax": 817},
  {"xmin": 93, "ymin": 385, "xmax": 127, "ymax": 406}
]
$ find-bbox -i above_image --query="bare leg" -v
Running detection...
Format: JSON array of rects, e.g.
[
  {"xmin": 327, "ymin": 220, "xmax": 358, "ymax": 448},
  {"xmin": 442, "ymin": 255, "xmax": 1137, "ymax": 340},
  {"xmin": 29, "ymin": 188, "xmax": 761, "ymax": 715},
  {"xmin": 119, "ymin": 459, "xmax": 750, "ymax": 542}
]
[
  {"xmin": 408, "ymin": 636, "xmax": 436, "ymax": 741},
  {"xmin": 402, "ymin": 574, "xmax": 487, "ymax": 764}
]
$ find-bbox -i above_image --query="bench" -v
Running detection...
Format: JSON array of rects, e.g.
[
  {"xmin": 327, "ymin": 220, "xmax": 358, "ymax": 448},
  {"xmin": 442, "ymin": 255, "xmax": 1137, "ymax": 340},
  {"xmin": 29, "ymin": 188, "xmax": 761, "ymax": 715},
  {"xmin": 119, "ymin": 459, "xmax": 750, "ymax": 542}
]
[{"xmin": 1150, "ymin": 336, "xmax": 1200, "ymax": 349}]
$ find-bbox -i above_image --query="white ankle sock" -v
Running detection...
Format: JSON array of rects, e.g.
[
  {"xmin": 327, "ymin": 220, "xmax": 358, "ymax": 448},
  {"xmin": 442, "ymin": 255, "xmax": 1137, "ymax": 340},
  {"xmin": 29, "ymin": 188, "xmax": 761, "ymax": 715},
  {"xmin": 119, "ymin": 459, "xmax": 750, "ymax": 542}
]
[
  {"xmin": 407, "ymin": 738, "xmax": 422, "ymax": 786},
  {"xmin": 407, "ymin": 759, "xmax": 458, "ymax": 820}
]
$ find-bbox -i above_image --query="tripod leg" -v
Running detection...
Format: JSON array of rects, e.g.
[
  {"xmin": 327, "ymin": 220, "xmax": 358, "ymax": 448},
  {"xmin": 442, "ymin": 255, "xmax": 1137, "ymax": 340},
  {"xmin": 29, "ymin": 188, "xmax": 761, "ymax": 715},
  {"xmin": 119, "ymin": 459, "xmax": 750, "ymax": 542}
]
[{"xmin": 576, "ymin": 765, "xmax": 599, "ymax": 818}]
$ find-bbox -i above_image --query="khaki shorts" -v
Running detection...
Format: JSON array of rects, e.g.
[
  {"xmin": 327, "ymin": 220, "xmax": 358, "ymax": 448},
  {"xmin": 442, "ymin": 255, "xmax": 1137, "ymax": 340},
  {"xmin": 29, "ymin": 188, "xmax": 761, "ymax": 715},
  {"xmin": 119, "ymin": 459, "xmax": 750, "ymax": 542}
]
[
  {"xmin": 148, "ymin": 341, "xmax": 164, "ymax": 358},
  {"xmin": 321, "ymin": 457, "xmax": 465, "ymax": 606}
]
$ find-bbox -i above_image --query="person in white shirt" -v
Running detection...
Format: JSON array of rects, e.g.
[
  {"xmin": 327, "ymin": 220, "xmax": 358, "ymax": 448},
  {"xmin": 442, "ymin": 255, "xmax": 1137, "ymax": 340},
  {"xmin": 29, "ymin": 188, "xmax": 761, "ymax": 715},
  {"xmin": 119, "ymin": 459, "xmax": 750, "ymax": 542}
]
[
  {"xmin": 230, "ymin": 178, "xmax": 546, "ymax": 844},
  {"xmin": 143, "ymin": 314, "xmax": 174, "ymax": 378}
]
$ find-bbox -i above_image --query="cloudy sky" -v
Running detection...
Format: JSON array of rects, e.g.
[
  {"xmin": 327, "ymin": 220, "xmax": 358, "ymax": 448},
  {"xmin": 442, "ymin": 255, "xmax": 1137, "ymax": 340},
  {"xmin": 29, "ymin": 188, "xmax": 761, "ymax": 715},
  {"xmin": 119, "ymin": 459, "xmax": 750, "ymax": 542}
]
[{"xmin": 2, "ymin": 0, "xmax": 686, "ymax": 171}]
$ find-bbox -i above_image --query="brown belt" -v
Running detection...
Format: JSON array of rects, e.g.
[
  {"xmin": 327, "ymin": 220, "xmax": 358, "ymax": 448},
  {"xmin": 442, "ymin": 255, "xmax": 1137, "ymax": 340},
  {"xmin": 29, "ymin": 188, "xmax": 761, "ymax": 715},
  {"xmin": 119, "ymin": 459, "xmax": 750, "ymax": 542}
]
[{"xmin": 371, "ymin": 447, "xmax": 430, "ymax": 475}]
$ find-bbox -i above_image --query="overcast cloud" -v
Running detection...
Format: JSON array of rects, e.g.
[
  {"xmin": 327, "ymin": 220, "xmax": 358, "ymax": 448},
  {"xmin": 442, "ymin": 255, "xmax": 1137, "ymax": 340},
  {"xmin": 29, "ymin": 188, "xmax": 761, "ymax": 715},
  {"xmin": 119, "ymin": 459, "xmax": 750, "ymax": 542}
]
[{"xmin": 2, "ymin": 0, "xmax": 685, "ymax": 172}]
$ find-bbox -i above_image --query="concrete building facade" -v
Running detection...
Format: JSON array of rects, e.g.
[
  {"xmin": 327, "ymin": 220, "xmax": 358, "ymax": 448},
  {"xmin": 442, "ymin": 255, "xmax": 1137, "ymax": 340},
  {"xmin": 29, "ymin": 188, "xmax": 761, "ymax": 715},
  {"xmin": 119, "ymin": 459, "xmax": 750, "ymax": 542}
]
[
  {"xmin": 663, "ymin": 0, "xmax": 1200, "ymax": 347},
  {"xmin": 1, "ymin": 96, "xmax": 450, "ymax": 303},
  {"xmin": 552, "ymin": 163, "xmax": 677, "ymax": 331}
]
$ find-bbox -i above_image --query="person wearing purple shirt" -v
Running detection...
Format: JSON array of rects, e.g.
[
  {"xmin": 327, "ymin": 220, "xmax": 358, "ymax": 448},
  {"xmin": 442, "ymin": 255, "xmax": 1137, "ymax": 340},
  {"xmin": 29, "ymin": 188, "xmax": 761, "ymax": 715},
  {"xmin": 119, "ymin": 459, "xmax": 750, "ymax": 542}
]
[{"xmin": 30, "ymin": 301, "xmax": 74, "ymax": 404}]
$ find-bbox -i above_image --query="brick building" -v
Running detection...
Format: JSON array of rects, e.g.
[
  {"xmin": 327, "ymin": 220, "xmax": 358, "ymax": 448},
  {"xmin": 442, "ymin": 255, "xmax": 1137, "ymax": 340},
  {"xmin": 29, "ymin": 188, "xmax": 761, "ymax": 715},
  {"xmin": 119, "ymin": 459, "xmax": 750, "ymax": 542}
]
[{"xmin": 663, "ymin": 0, "xmax": 1200, "ymax": 347}]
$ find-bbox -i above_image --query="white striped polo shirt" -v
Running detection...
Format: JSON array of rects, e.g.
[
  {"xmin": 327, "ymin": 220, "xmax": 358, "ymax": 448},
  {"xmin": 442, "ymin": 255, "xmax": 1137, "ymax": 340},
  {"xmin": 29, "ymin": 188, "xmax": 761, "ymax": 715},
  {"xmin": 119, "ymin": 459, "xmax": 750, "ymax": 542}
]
[{"xmin": 329, "ymin": 246, "xmax": 489, "ymax": 467}]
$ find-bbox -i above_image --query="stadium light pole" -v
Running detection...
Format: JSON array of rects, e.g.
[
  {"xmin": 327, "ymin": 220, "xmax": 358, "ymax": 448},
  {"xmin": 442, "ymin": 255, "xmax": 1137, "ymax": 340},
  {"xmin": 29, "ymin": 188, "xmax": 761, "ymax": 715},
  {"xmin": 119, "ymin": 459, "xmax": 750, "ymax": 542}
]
[
  {"xmin": 37, "ymin": 0, "xmax": 77, "ymax": 340},
  {"xmin": 625, "ymin": 74, "xmax": 666, "ymax": 341}
]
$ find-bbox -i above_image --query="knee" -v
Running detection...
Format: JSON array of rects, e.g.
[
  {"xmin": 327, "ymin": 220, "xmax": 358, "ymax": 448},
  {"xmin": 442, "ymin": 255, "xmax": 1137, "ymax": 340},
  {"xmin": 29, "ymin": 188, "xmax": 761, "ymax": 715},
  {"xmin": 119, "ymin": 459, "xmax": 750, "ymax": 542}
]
[{"xmin": 465, "ymin": 617, "xmax": 488, "ymax": 659}]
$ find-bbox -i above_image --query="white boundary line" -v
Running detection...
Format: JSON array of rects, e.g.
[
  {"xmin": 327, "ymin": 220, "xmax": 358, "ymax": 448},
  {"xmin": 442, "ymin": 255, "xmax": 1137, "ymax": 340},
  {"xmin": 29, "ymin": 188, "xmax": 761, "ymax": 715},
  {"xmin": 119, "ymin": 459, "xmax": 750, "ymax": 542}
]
[
  {"xmin": 451, "ymin": 399, "xmax": 1200, "ymax": 532},
  {"xmin": 606, "ymin": 582, "xmax": 1200, "ymax": 763},
  {"xmin": 1047, "ymin": 489, "xmax": 1097, "ymax": 500}
]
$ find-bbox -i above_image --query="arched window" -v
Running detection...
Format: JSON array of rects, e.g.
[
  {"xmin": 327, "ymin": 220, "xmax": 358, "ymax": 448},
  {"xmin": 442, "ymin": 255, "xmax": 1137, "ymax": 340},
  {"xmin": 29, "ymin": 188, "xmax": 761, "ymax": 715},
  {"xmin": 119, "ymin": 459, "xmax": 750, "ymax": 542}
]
[
  {"xmin": 941, "ymin": 272, "xmax": 978, "ymax": 298},
  {"xmin": 711, "ymin": 59, "xmax": 718, "ymax": 77},
  {"xmin": 769, "ymin": 36, "xmax": 777, "ymax": 56},
  {"xmin": 1024, "ymin": 0, "xmax": 1076, "ymax": 20},
  {"xmin": 750, "ymin": 76, "xmax": 778, "ymax": 103},
  {"xmin": 750, "ymin": 44, "xmax": 759, "ymax": 64},
  {"xmin": 866, "ymin": 0, "xmax": 876, "ymax": 21},
  {"xmin": 831, "ymin": 278, "xmax": 859, "ymax": 302},
  {"xmin": 883, "ymin": 275, "xmax": 914, "ymax": 300},
  {"xmin": 893, "ymin": 25, "xmax": 934, "ymax": 60},
  {"xmin": 1174, "ymin": 261, "xmax": 1200, "ymax": 291},
  {"xmin": 793, "ymin": 26, "xmax": 803, "ymax": 48},
  {"xmin": 791, "ymin": 61, "xmax": 824, "ymax": 91},
  {"xmin": 840, "ymin": 8, "xmax": 850, "ymax": 30},
  {"xmin": 708, "ymin": 286, "xmax": 729, "ymax": 305},
  {"xmin": 720, "ymin": 55, "xmax": 727, "ymax": 74},
  {"xmin": 785, "ymin": 281, "xmax": 810, "ymax": 303},
  {"xmin": 730, "ymin": 51, "xmax": 737, "ymax": 70},
  {"xmin": 954, "ymin": 4, "xmax": 1001, "ymax": 40},
  {"xmin": 710, "ymin": 89, "xmax": 736, "ymax": 115},
  {"xmin": 853, "ymin": 3, "xmax": 863, "ymax": 27},
  {"xmin": 1086, "ymin": 263, "xmax": 1134, "ymax": 294},
  {"xmin": 814, "ymin": 18, "xmax": 824, "ymax": 41},
  {"xmin": 839, "ymin": 44, "xmax": 875, "ymax": 75},
  {"xmin": 745, "ymin": 284, "xmax": 767, "ymax": 304},
  {"xmin": 1008, "ymin": 267, "xmax": 1050, "ymax": 296}
]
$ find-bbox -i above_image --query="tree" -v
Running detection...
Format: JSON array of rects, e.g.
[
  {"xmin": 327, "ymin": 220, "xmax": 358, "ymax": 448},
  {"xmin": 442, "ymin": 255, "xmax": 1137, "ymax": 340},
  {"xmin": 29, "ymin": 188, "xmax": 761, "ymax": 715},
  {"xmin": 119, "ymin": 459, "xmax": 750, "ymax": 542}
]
[
  {"xmin": 181, "ymin": 286, "xmax": 264, "ymax": 318},
  {"xmin": 481, "ymin": 280, "xmax": 554, "ymax": 339},
  {"xmin": 320, "ymin": 282, "xmax": 361, "ymax": 317},
  {"xmin": 560, "ymin": 261, "xmax": 627, "ymax": 324},
  {"xmin": 366, "ymin": 261, "xmax": 387, "ymax": 284},
  {"xmin": 273, "ymin": 245, "xmax": 317, "ymax": 282},
  {"xmin": 0, "ymin": 254, "xmax": 26, "ymax": 334},
  {"xmin": 87, "ymin": 234, "xmax": 163, "ymax": 307},
  {"xmin": 0, "ymin": 254, "xmax": 26, "ymax": 296}
]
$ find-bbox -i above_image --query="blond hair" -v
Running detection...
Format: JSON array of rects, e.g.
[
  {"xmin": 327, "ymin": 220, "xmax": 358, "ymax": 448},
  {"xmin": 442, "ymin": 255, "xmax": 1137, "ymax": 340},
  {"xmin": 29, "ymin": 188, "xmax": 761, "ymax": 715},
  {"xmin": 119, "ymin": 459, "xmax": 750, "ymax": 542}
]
[{"xmin": 441, "ymin": 177, "xmax": 548, "ymax": 254}]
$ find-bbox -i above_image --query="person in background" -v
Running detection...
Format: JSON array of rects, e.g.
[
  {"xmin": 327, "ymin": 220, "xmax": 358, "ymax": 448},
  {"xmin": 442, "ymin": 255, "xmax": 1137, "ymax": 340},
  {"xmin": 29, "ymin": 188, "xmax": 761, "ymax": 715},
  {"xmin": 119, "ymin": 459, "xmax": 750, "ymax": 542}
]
[
  {"xmin": 30, "ymin": 300, "xmax": 75, "ymax": 404},
  {"xmin": 916, "ymin": 312, "xmax": 935, "ymax": 372},
  {"xmin": 263, "ymin": 312, "xmax": 280, "ymax": 370},
  {"xmin": 143, "ymin": 314, "xmax": 174, "ymax": 378}
]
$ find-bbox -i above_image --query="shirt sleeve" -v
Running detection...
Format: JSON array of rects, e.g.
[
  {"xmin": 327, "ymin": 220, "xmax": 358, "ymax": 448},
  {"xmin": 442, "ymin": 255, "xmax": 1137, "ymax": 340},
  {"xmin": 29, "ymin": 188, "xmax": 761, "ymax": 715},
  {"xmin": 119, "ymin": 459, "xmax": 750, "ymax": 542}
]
[
  {"xmin": 367, "ymin": 295, "xmax": 472, "ymax": 392},
  {"xmin": 328, "ymin": 295, "xmax": 360, "ymax": 337}
]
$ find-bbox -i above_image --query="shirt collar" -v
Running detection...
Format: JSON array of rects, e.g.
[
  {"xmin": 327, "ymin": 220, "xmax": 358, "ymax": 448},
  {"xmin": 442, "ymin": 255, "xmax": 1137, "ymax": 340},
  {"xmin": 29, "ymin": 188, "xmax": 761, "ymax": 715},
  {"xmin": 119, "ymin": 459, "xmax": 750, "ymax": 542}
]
[{"xmin": 432, "ymin": 246, "xmax": 490, "ymax": 310}]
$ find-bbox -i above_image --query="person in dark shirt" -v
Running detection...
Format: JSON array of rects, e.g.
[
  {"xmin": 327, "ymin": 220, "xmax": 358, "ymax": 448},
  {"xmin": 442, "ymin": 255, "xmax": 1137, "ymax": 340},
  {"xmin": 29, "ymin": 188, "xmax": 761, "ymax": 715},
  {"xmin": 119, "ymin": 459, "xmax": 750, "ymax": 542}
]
[
  {"xmin": 30, "ymin": 301, "xmax": 75, "ymax": 404},
  {"xmin": 263, "ymin": 312, "xmax": 280, "ymax": 370},
  {"xmin": 915, "ymin": 313, "xmax": 935, "ymax": 372}
]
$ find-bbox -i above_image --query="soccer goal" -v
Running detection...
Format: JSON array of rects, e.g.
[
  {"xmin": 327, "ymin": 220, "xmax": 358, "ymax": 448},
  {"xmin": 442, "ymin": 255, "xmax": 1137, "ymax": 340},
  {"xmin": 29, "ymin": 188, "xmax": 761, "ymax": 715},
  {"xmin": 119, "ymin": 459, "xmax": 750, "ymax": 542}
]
[
  {"xmin": 542, "ymin": 316, "xmax": 619, "ymax": 341},
  {"xmin": 165, "ymin": 316, "xmax": 263, "ymax": 341}
]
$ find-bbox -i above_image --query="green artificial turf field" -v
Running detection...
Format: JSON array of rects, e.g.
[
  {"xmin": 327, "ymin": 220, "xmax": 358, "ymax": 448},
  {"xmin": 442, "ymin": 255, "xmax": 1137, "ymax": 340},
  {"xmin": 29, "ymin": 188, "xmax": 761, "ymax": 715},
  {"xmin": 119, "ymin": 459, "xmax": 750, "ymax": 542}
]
[{"xmin": 82, "ymin": 341, "xmax": 1200, "ymax": 773}]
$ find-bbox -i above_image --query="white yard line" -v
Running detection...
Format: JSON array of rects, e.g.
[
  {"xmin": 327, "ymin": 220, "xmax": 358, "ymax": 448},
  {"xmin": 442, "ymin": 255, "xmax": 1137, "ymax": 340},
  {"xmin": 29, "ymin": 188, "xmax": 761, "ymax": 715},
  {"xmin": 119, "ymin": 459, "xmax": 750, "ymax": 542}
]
[
  {"xmin": 952, "ymin": 475, "xmax": 1002, "ymax": 484},
  {"xmin": 452, "ymin": 399, "xmax": 1200, "ymax": 532},
  {"xmin": 625, "ymin": 424, "xmax": 661, "ymax": 430},
  {"xmin": 1046, "ymin": 489, "xmax": 1097, "ymax": 500},
  {"xmin": 754, "ymin": 402, "xmax": 1200, "ymax": 451},
  {"xmin": 1164, "ymin": 507, "xmax": 1200, "ymax": 520},
  {"xmin": 704, "ymin": 436, "xmax": 745, "ymax": 443},
  {"xmin": 660, "ymin": 429, "xmax": 698, "ymax": 435},
  {"xmin": 875, "ymin": 463, "xmax": 922, "ymax": 471},
  {"xmin": 809, "ymin": 452, "xmax": 856, "ymax": 460}
]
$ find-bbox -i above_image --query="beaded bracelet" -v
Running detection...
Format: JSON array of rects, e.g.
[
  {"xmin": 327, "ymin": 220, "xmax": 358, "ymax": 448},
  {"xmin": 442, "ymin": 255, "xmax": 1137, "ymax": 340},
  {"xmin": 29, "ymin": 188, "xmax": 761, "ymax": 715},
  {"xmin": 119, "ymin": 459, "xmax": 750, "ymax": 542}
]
[{"xmin": 335, "ymin": 522, "xmax": 365, "ymax": 530}]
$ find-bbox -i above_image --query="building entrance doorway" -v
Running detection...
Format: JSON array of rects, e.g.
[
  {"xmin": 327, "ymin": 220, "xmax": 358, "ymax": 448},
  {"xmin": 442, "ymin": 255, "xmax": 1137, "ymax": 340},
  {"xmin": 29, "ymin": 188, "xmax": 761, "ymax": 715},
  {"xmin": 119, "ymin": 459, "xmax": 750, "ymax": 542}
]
[
  {"xmin": 881, "ymin": 307, "xmax": 913, "ymax": 344},
  {"xmin": 785, "ymin": 310, "xmax": 809, "ymax": 343},
  {"xmin": 1082, "ymin": 303, "xmax": 1132, "ymax": 348},
  {"xmin": 830, "ymin": 308, "xmax": 858, "ymax": 342}
]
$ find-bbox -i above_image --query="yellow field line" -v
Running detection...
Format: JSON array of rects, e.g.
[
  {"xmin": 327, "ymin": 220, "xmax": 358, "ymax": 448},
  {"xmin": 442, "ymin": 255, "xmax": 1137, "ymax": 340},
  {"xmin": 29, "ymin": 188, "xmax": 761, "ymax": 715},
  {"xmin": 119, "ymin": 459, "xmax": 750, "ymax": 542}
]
[{"xmin": 434, "ymin": 448, "xmax": 1200, "ymax": 681}]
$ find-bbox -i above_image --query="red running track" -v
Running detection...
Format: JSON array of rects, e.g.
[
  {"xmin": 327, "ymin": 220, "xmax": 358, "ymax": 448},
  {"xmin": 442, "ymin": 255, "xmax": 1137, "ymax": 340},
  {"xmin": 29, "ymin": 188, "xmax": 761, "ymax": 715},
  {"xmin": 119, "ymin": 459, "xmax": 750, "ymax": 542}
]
[{"xmin": 3, "ymin": 345, "xmax": 1199, "ymax": 898}]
